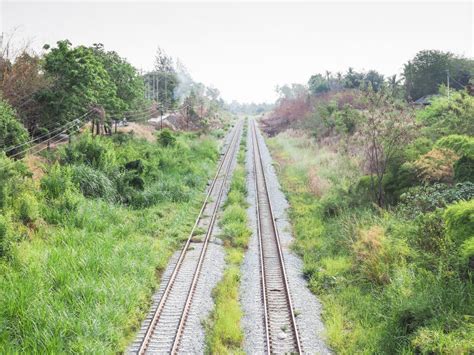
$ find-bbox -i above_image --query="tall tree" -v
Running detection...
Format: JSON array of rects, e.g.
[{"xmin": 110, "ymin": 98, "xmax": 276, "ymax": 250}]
[
  {"xmin": 363, "ymin": 70, "xmax": 384, "ymax": 92},
  {"xmin": 308, "ymin": 74, "xmax": 330, "ymax": 95},
  {"xmin": 403, "ymin": 50, "xmax": 474, "ymax": 100},
  {"xmin": 91, "ymin": 43, "xmax": 145, "ymax": 114},
  {"xmin": 38, "ymin": 40, "xmax": 119, "ymax": 130}
]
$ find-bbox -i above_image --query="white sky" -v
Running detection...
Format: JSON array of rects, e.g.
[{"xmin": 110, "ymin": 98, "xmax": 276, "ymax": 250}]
[{"xmin": 1, "ymin": 1, "xmax": 473, "ymax": 103}]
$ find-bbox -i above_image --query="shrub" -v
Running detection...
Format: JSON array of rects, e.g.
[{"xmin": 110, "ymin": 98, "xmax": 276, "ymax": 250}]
[
  {"xmin": 0, "ymin": 154, "xmax": 29, "ymax": 210},
  {"xmin": 320, "ymin": 188, "xmax": 350, "ymax": 217},
  {"xmin": 0, "ymin": 214, "xmax": 12, "ymax": 257},
  {"xmin": 444, "ymin": 199, "xmax": 474, "ymax": 246},
  {"xmin": 417, "ymin": 90, "xmax": 474, "ymax": 138},
  {"xmin": 460, "ymin": 237, "xmax": 474, "ymax": 268},
  {"xmin": 435, "ymin": 134, "xmax": 474, "ymax": 158},
  {"xmin": 0, "ymin": 98, "xmax": 29, "ymax": 158},
  {"xmin": 414, "ymin": 148, "xmax": 459, "ymax": 184},
  {"xmin": 71, "ymin": 165, "xmax": 117, "ymax": 202},
  {"xmin": 157, "ymin": 129, "xmax": 176, "ymax": 147},
  {"xmin": 403, "ymin": 137, "xmax": 433, "ymax": 162},
  {"xmin": 413, "ymin": 210, "xmax": 449, "ymax": 255},
  {"xmin": 454, "ymin": 156, "xmax": 474, "ymax": 183},
  {"xmin": 399, "ymin": 182, "xmax": 474, "ymax": 217},
  {"xmin": 60, "ymin": 134, "xmax": 116, "ymax": 171},
  {"xmin": 221, "ymin": 221, "xmax": 251, "ymax": 249},
  {"xmin": 221, "ymin": 204, "xmax": 247, "ymax": 226},
  {"xmin": 352, "ymin": 225, "xmax": 407, "ymax": 285},
  {"xmin": 14, "ymin": 191, "xmax": 40, "ymax": 225}
]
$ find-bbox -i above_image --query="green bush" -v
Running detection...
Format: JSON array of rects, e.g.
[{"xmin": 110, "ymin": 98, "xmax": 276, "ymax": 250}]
[
  {"xmin": 157, "ymin": 129, "xmax": 176, "ymax": 147},
  {"xmin": 60, "ymin": 134, "xmax": 116, "ymax": 171},
  {"xmin": 403, "ymin": 137, "xmax": 433, "ymax": 162},
  {"xmin": 14, "ymin": 192, "xmax": 40, "ymax": 225},
  {"xmin": 0, "ymin": 154, "xmax": 29, "ymax": 210},
  {"xmin": 460, "ymin": 237, "xmax": 474, "ymax": 268},
  {"xmin": 454, "ymin": 156, "xmax": 474, "ymax": 182},
  {"xmin": 71, "ymin": 165, "xmax": 117, "ymax": 202},
  {"xmin": 444, "ymin": 199, "xmax": 474, "ymax": 246},
  {"xmin": 435, "ymin": 134, "xmax": 474, "ymax": 158},
  {"xmin": 0, "ymin": 214, "xmax": 12, "ymax": 257},
  {"xmin": 221, "ymin": 204, "xmax": 247, "ymax": 225},
  {"xmin": 0, "ymin": 98, "xmax": 29, "ymax": 158},
  {"xmin": 320, "ymin": 188, "xmax": 350, "ymax": 217},
  {"xmin": 418, "ymin": 91, "xmax": 474, "ymax": 138},
  {"xmin": 399, "ymin": 182, "xmax": 474, "ymax": 217},
  {"xmin": 413, "ymin": 210, "xmax": 449, "ymax": 255}
]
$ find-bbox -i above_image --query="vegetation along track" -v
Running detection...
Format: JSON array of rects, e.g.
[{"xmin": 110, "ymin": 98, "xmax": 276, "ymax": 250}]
[
  {"xmin": 250, "ymin": 119, "xmax": 302, "ymax": 354},
  {"xmin": 131, "ymin": 121, "xmax": 243, "ymax": 354}
]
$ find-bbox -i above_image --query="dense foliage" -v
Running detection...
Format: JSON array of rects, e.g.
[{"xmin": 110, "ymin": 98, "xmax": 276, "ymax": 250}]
[
  {"xmin": 0, "ymin": 130, "xmax": 219, "ymax": 352},
  {"xmin": 403, "ymin": 50, "xmax": 474, "ymax": 100},
  {"xmin": 0, "ymin": 97, "xmax": 29, "ymax": 157},
  {"xmin": 263, "ymin": 49, "xmax": 473, "ymax": 353}
]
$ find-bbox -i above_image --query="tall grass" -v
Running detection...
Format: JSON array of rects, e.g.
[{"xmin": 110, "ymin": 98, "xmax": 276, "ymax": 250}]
[
  {"xmin": 0, "ymin": 131, "xmax": 219, "ymax": 352},
  {"xmin": 267, "ymin": 131, "xmax": 474, "ymax": 354}
]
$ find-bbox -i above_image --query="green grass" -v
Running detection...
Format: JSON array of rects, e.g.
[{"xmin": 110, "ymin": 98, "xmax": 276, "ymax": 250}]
[
  {"xmin": 267, "ymin": 131, "xmax": 474, "ymax": 354},
  {"xmin": 0, "ymin": 131, "xmax": 219, "ymax": 353},
  {"xmin": 205, "ymin": 124, "xmax": 250, "ymax": 354}
]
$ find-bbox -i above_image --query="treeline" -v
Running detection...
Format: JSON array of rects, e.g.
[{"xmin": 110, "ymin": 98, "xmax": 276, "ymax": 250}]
[
  {"xmin": 0, "ymin": 38, "xmax": 229, "ymax": 158},
  {"xmin": 306, "ymin": 49, "xmax": 473, "ymax": 100}
]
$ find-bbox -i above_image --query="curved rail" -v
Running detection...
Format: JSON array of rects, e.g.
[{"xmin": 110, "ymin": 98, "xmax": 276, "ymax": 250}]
[
  {"xmin": 137, "ymin": 120, "xmax": 243, "ymax": 354},
  {"xmin": 250, "ymin": 119, "xmax": 302, "ymax": 354}
]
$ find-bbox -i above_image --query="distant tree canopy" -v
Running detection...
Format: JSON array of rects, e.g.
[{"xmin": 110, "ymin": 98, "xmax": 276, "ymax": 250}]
[
  {"xmin": 308, "ymin": 74, "xmax": 330, "ymax": 95},
  {"xmin": 143, "ymin": 47, "xmax": 179, "ymax": 111},
  {"xmin": 308, "ymin": 68, "xmax": 386, "ymax": 96},
  {"xmin": 403, "ymin": 50, "xmax": 474, "ymax": 100}
]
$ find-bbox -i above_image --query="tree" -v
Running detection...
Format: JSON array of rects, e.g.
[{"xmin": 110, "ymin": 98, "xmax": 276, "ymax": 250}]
[
  {"xmin": 344, "ymin": 67, "xmax": 365, "ymax": 89},
  {"xmin": 38, "ymin": 40, "xmax": 119, "ymax": 130},
  {"xmin": 363, "ymin": 70, "xmax": 384, "ymax": 92},
  {"xmin": 0, "ymin": 97, "xmax": 29, "ymax": 158},
  {"xmin": 0, "ymin": 42, "xmax": 51, "ymax": 135},
  {"xmin": 387, "ymin": 74, "xmax": 403, "ymax": 98},
  {"xmin": 403, "ymin": 50, "xmax": 474, "ymax": 100},
  {"xmin": 153, "ymin": 47, "xmax": 178, "ymax": 110},
  {"xmin": 359, "ymin": 89, "xmax": 417, "ymax": 207},
  {"xmin": 308, "ymin": 74, "xmax": 330, "ymax": 95},
  {"xmin": 91, "ymin": 44, "xmax": 145, "ymax": 114}
]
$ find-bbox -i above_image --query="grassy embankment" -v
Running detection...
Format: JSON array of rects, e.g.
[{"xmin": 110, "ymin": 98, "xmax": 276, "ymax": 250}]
[
  {"xmin": 267, "ymin": 131, "xmax": 473, "ymax": 354},
  {"xmin": 0, "ymin": 129, "xmax": 219, "ymax": 353},
  {"xmin": 205, "ymin": 122, "xmax": 251, "ymax": 354}
]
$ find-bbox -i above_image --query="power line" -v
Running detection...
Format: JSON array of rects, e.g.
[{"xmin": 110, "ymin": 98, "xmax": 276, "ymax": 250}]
[{"xmin": 1, "ymin": 110, "xmax": 92, "ymax": 153}]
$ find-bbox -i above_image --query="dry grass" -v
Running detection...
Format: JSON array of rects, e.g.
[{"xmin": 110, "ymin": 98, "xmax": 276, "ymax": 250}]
[{"xmin": 117, "ymin": 123, "xmax": 157, "ymax": 142}]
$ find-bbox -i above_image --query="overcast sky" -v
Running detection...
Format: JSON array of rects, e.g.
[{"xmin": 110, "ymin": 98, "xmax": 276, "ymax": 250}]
[{"xmin": 1, "ymin": 1, "xmax": 473, "ymax": 103}]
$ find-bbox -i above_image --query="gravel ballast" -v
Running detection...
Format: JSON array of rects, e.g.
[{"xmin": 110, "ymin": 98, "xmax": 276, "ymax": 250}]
[
  {"xmin": 240, "ymin": 120, "xmax": 331, "ymax": 354},
  {"xmin": 127, "ymin": 125, "xmax": 240, "ymax": 354}
]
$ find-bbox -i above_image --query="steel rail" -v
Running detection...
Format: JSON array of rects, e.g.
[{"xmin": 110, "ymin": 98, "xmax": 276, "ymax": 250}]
[
  {"xmin": 170, "ymin": 119, "xmax": 243, "ymax": 352},
  {"xmin": 137, "ymin": 120, "xmax": 242, "ymax": 354},
  {"xmin": 250, "ymin": 119, "xmax": 302, "ymax": 354}
]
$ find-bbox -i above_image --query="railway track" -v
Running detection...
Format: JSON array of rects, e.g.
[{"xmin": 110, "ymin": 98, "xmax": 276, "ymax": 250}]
[
  {"xmin": 250, "ymin": 119, "xmax": 302, "ymax": 354},
  {"xmin": 130, "ymin": 120, "xmax": 243, "ymax": 354}
]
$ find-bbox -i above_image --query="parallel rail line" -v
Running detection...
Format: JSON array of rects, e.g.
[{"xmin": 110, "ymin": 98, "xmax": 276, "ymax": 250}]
[
  {"xmin": 250, "ymin": 119, "xmax": 302, "ymax": 354},
  {"xmin": 135, "ymin": 120, "xmax": 243, "ymax": 354}
]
